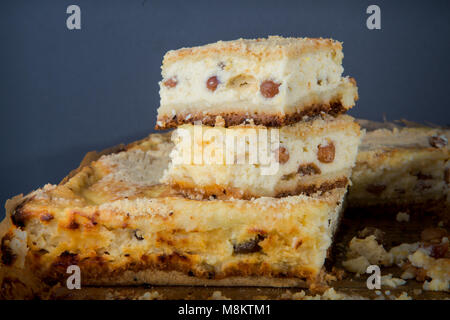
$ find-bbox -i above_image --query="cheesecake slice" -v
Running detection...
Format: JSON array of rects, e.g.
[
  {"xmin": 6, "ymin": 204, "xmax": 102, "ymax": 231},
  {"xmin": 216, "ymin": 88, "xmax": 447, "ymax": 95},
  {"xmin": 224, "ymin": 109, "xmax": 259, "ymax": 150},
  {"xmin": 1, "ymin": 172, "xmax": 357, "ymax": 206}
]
[
  {"xmin": 161, "ymin": 114, "xmax": 362, "ymax": 199},
  {"xmin": 0, "ymin": 133, "xmax": 347, "ymax": 299},
  {"xmin": 348, "ymin": 120, "xmax": 450, "ymax": 211},
  {"xmin": 156, "ymin": 36, "xmax": 358, "ymax": 129}
]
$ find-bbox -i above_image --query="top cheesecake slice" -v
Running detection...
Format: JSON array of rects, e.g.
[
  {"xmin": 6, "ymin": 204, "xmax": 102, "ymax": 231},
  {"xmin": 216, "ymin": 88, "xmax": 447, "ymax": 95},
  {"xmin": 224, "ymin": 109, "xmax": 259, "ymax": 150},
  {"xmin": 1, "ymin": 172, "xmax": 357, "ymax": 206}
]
[{"xmin": 156, "ymin": 36, "xmax": 358, "ymax": 129}]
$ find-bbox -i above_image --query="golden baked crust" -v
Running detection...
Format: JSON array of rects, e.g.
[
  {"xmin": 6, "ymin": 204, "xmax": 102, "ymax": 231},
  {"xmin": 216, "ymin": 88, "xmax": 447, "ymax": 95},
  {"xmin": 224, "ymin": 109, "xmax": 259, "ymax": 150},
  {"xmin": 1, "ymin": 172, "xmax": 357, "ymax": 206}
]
[
  {"xmin": 0, "ymin": 132, "xmax": 347, "ymax": 297},
  {"xmin": 163, "ymin": 36, "xmax": 343, "ymax": 65}
]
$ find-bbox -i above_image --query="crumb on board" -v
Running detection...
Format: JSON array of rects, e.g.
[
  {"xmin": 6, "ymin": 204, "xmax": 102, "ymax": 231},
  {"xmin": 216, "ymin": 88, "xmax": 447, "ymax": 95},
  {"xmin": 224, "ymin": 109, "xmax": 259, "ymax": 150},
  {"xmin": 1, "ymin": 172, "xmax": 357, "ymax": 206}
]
[
  {"xmin": 137, "ymin": 291, "xmax": 162, "ymax": 300},
  {"xmin": 209, "ymin": 291, "xmax": 231, "ymax": 300},
  {"xmin": 381, "ymin": 274, "xmax": 406, "ymax": 288},
  {"xmin": 281, "ymin": 288, "xmax": 366, "ymax": 300}
]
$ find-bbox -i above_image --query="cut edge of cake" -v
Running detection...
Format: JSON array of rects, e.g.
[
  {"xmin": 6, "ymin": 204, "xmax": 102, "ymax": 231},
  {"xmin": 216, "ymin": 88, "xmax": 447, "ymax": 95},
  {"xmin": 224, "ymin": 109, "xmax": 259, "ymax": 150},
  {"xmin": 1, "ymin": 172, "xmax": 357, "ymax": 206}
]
[{"xmin": 156, "ymin": 36, "xmax": 358, "ymax": 129}]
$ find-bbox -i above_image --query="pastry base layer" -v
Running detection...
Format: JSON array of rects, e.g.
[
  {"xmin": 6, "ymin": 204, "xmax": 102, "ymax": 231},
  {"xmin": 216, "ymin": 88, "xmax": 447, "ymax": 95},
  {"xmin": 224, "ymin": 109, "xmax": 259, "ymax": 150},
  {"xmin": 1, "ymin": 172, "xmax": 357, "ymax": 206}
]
[{"xmin": 156, "ymin": 101, "xmax": 349, "ymax": 129}]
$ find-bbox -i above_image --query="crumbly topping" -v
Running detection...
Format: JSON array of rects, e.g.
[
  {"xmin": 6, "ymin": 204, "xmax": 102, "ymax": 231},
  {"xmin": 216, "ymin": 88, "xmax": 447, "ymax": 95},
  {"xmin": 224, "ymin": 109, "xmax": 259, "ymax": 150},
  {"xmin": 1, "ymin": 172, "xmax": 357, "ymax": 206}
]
[
  {"xmin": 32, "ymin": 184, "xmax": 58, "ymax": 201},
  {"xmin": 100, "ymin": 148, "xmax": 171, "ymax": 187},
  {"xmin": 163, "ymin": 36, "xmax": 343, "ymax": 65},
  {"xmin": 359, "ymin": 126, "xmax": 450, "ymax": 151},
  {"xmin": 99, "ymin": 198, "xmax": 172, "ymax": 218}
]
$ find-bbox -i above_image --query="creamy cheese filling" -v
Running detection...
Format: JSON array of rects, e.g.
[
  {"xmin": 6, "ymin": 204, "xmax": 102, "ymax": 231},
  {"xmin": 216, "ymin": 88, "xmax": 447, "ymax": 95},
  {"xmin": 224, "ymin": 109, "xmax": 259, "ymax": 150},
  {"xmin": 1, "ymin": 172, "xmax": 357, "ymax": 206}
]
[{"xmin": 158, "ymin": 51, "xmax": 357, "ymax": 121}]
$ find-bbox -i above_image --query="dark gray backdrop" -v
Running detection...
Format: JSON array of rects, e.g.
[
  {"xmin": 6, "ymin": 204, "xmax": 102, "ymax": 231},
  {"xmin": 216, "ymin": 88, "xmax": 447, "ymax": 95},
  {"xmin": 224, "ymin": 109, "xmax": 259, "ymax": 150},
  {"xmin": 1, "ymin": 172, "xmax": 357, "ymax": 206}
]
[{"xmin": 1, "ymin": 0, "xmax": 449, "ymax": 218}]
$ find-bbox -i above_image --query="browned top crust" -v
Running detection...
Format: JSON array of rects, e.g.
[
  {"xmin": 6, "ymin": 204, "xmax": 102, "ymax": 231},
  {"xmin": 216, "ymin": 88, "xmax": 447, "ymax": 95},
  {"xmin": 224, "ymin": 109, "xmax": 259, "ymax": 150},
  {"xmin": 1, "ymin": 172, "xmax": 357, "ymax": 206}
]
[
  {"xmin": 357, "ymin": 119, "xmax": 450, "ymax": 151},
  {"xmin": 163, "ymin": 36, "xmax": 343, "ymax": 65}
]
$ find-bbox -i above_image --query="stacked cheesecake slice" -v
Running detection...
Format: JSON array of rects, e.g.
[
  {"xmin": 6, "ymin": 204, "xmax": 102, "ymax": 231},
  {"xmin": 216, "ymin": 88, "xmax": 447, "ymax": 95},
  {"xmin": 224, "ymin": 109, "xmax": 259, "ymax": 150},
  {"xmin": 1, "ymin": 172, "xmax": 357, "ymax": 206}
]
[
  {"xmin": 161, "ymin": 115, "xmax": 361, "ymax": 199},
  {"xmin": 156, "ymin": 36, "xmax": 357, "ymax": 129},
  {"xmin": 157, "ymin": 36, "xmax": 362, "ymax": 202},
  {"xmin": 155, "ymin": 37, "xmax": 362, "ymax": 283}
]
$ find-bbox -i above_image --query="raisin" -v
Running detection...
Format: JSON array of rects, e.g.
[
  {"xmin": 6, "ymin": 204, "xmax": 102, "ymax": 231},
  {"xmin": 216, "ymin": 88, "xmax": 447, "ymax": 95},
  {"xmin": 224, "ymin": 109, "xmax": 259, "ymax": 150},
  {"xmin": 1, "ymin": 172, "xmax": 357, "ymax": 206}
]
[
  {"xmin": 366, "ymin": 184, "xmax": 386, "ymax": 195},
  {"xmin": 293, "ymin": 239, "xmax": 303, "ymax": 249},
  {"xmin": 67, "ymin": 219, "xmax": 79, "ymax": 229},
  {"xmin": 12, "ymin": 206, "xmax": 28, "ymax": 228},
  {"xmin": 428, "ymin": 135, "xmax": 448, "ymax": 148},
  {"xmin": 233, "ymin": 235, "xmax": 265, "ymax": 254},
  {"xmin": 317, "ymin": 142, "xmax": 335, "ymax": 163},
  {"xmin": 206, "ymin": 76, "xmax": 219, "ymax": 91},
  {"xmin": 260, "ymin": 80, "xmax": 280, "ymax": 98},
  {"xmin": 430, "ymin": 242, "xmax": 449, "ymax": 259},
  {"xmin": 275, "ymin": 146, "xmax": 289, "ymax": 164},
  {"xmin": 298, "ymin": 163, "xmax": 321, "ymax": 176},
  {"xmin": 163, "ymin": 77, "xmax": 178, "ymax": 88},
  {"xmin": 40, "ymin": 213, "xmax": 54, "ymax": 222}
]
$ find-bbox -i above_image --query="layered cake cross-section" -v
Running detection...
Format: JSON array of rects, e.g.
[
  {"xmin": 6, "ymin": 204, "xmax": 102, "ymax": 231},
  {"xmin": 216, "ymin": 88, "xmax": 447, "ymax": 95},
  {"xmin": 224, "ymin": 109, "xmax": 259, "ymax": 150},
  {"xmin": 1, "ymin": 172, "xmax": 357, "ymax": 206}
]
[
  {"xmin": 161, "ymin": 114, "xmax": 363, "ymax": 199},
  {"xmin": 156, "ymin": 36, "xmax": 358, "ymax": 129},
  {"xmin": 0, "ymin": 133, "xmax": 349, "ymax": 299}
]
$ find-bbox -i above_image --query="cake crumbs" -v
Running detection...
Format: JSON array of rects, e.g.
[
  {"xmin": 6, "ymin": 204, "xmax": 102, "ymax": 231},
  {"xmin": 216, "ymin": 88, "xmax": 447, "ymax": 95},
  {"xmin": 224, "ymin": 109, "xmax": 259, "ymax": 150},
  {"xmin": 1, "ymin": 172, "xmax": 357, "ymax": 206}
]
[{"xmin": 209, "ymin": 291, "xmax": 231, "ymax": 300}]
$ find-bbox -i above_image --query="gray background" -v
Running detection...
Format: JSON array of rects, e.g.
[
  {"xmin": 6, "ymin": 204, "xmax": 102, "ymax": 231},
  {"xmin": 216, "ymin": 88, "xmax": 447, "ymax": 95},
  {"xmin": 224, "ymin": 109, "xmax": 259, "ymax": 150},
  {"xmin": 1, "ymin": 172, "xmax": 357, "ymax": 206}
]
[{"xmin": 1, "ymin": 0, "xmax": 449, "ymax": 218}]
